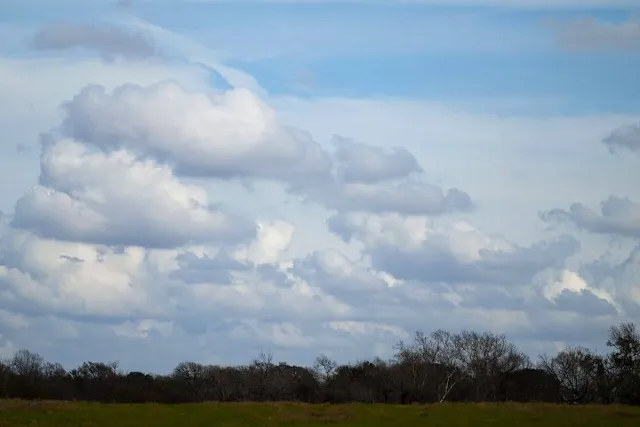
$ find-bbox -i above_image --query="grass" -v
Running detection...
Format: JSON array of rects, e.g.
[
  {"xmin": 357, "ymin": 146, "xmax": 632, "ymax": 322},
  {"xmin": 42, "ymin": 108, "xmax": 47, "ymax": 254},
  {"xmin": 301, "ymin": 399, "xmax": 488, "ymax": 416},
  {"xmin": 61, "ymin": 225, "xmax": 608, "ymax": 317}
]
[{"xmin": 1, "ymin": 400, "xmax": 639, "ymax": 426}]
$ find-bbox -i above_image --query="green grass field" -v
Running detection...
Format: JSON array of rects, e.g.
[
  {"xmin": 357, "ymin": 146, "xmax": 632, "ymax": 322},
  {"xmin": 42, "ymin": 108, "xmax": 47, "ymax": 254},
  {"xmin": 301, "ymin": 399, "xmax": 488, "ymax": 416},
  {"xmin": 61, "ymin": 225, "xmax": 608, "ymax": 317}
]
[{"xmin": 1, "ymin": 400, "xmax": 639, "ymax": 426}]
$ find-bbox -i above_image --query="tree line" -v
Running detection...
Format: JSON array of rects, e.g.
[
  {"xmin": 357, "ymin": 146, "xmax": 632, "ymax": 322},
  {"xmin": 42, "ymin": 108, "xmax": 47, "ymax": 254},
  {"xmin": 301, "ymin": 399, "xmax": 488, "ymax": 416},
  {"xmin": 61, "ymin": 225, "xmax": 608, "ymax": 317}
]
[{"xmin": 1, "ymin": 323, "xmax": 639, "ymax": 405}]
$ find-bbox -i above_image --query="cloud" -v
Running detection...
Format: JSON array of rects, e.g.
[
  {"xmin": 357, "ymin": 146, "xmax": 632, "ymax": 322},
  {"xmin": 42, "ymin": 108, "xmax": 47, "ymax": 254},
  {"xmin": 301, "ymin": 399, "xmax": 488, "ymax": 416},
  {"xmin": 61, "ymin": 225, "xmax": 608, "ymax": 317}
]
[
  {"xmin": 3, "ymin": 13, "xmax": 640, "ymax": 371},
  {"xmin": 118, "ymin": 16, "xmax": 263, "ymax": 92},
  {"xmin": 291, "ymin": 249, "xmax": 392, "ymax": 300},
  {"xmin": 554, "ymin": 289, "xmax": 617, "ymax": 316},
  {"xmin": 32, "ymin": 23, "xmax": 158, "ymax": 60},
  {"xmin": 0, "ymin": 55, "xmax": 214, "ymax": 215},
  {"xmin": 11, "ymin": 137, "xmax": 255, "ymax": 248},
  {"xmin": 233, "ymin": 221, "xmax": 295, "ymax": 264},
  {"xmin": 332, "ymin": 135, "xmax": 423, "ymax": 184},
  {"xmin": 56, "ymin": 80, "xmax": 471, "ymax": 216},
  {"xmin": 308, "ymin": 180, "xmax": 474, "ymax": 216},
  {"xmin": 603, "ymin": 122, "xmax": 640, "ymax": 153},
  {"xmin": 0, "ymin": 223, "xmax": 346, "ymax": 325},
  {"xmin": 0, "ymin": 232, "xmax": 163, "ymax": 320},
  {"xmin": 541, "ymin": 196, "xmax": 640, "ymax": 239},
  {"xmin": 533, "ymin": 269, "xmax": 617, "ymax": 315},
  {"xmin": 170, "ymin": 251, "xmax": 251, "ymax": 285},
  {"xmin": 550, "ymin": 17, "xmax": 640, "ymax": 52},
  {"xmin": 370, "ymin": 234, "xmax": 580, "ymax": 286},
  {"xmin": 271, "ymin": 95, "xmax": 638, "ymax": 230},
  {"xmin": 328, "ymin": 212, "xmax": 580, "ymax": 286},
  {"xmin": 580, "ymin": 245, "xmax": 640, "ymax": 310},
  {"xmin": 60, "ymin": 82, "xmax": 333, "ymax": 186}
]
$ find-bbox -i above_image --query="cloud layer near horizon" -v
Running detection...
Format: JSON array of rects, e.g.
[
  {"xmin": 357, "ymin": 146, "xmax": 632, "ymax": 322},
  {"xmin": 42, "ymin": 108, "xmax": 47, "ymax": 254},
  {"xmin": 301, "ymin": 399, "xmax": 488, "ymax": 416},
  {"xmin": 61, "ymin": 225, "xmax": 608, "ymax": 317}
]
[{"xmin": 0, "ymin": 7, "xmax": 639, "ymax": 373}]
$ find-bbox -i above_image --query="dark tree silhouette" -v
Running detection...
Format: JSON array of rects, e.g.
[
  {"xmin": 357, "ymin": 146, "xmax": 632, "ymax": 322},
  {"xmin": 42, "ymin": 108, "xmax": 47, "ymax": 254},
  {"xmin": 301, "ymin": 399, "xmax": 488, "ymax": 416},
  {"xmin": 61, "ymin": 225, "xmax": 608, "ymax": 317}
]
[{"xmin": 0, "ymin": 323, "xmax": 638, "ymax": 405}]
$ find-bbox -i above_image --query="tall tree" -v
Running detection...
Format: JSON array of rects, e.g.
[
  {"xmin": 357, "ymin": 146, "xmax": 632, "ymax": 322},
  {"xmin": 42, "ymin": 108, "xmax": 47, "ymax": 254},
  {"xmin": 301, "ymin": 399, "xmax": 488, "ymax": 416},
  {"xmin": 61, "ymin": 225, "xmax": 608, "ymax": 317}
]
[{"xmin": 607, "ymin": 322, "xmax": 640, "ymax": 404}]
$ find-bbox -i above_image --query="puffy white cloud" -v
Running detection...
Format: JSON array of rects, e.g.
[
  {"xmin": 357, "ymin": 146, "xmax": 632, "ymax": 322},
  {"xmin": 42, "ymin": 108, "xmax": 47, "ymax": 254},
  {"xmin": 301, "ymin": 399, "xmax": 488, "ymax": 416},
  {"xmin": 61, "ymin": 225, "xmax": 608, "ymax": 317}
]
[
  {"xmin": 291, "ymin": 249, "xmax": 392, "ymax": 306},
  {"xmin": 170, "ymin": 220, "xmax": 295, "ymax": 283},
  {"xmin": 0, "ymin": 230, "xmax": 163, "ymax": 319},
  {"xmin": 234, "ymin": 220, "xmax": 295, "ymax": 264},
  {"xmin": 55, "ymin": 80, "xmax": 471, "ymax": 218},
  {"xmin": 0, "ymin": 55, "xmax": 214, "ymax": 213},
  {"xmin": 60, "ymin": 82, "xmax": 333, "ymax": 185},
  {"xmin": 327, "ymin": 212, "xmax": 433, "ymax": 250},
  {"xmin": 12, "ymin": 138, "xmax": 255, "ymax": 248},
  {"xmin": 0, "ymin": 223, "xmax": 350, "ymax": 332}
]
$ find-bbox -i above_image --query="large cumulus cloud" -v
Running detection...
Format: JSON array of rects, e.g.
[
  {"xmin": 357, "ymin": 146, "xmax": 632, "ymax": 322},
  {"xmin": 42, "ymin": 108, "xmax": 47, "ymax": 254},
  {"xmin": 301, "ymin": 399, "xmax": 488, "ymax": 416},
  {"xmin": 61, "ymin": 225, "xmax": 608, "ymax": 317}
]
[
  {"xmin": 55, "ymin": 81, "xmax": 472, "ymax": 217},
  {"xmin": 60, "ymin": 82, "xmax": 334, "ymax": 185},
  {"xmin": 12, "ymin": 137, "xmax": 255, "ymax": 248}
]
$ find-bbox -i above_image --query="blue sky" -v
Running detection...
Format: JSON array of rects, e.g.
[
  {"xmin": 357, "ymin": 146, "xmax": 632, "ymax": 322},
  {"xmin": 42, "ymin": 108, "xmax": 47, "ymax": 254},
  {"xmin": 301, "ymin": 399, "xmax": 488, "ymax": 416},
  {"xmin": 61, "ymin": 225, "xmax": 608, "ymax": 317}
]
[
  {"xmin": 0, "ymin": 0, "xmax": 639, "ymax": 373},
  {"xmin": 5, "ymin": 2, "xmax": 638, "ymax": 110}
]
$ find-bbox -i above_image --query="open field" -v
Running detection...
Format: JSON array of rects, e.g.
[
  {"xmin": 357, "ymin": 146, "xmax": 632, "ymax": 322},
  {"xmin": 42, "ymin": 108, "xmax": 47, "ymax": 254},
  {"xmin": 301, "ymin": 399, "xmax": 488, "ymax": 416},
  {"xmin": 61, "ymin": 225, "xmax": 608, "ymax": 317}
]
[{"xmin": 1, "ymin": 401, "xmax": 640, "ymax": 426}]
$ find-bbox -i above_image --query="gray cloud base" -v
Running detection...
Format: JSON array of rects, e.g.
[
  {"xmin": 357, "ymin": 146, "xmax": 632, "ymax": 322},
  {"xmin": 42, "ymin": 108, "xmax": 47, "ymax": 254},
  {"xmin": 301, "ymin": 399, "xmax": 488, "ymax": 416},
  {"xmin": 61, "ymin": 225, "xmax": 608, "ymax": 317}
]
[
  {"xmin": 541, "ymin": 196, "xmax": 640, "ymax": 239},
  {"xmin": 603, "ymin": 122, "xmax": 640, "ymax": 153},
  {"xmin": 551, "ymin": 17, "xmax": 640, "ymax": 52},
  {"xmin": 32, "ymin": 23, "xmax": 159, "ymax": 61},
  {"xmin": 332, "ymin": 135, "xmax": 424, "ymax": 184}
]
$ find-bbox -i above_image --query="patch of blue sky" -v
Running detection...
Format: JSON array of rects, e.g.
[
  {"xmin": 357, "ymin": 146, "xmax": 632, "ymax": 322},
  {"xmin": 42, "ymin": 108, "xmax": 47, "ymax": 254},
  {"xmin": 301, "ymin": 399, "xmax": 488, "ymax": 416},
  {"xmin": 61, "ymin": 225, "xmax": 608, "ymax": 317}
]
[
  {"xmin": 2, "ymin": 0, "xmax": 637, "ymax": 116},
  {"xmin": 231, "ymin": 52, "xmax": 640, "ymax": 116}
]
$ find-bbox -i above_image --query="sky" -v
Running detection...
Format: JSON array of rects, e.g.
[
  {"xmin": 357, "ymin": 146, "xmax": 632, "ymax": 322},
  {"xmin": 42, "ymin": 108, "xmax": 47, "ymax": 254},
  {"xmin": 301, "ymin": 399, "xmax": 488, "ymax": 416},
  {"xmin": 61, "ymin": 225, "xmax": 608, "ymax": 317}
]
[{"xmin": 0, "ymin": 0, "xmax": 639, "ymax": 374}]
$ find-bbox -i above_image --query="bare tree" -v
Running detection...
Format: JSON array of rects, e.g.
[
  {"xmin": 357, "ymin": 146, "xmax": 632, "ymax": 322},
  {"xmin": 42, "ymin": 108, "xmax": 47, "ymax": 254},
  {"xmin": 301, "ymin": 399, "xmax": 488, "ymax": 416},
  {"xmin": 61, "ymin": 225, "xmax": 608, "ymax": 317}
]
[
  {"xmin": 1, "ymin": 324, "xmax": 637, "ymax": 405},
  {"xmin": 10, "ymin": 349, "xmax": 44, "ymax": 377},
  {"xmin": 539, "ymin": 346, "xmax": 600, "ymax": 404},
  {"xmin": 452, "ymin": 330, "xmax": 531, "ymax": 401},
  {"xmin": 313, "ymin": 354, "xmax": 337, "ymax": 383},
  {"xmin": 172, "ymin": 361, "xmax": 208, "ymax": 401},
  {"xmin": 250, "ymin": 351, "xmax": 275, "ymax": 400},
  {"xmin": 395, "ymin": 330, "xmax": 461, "ymax": 402}
]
